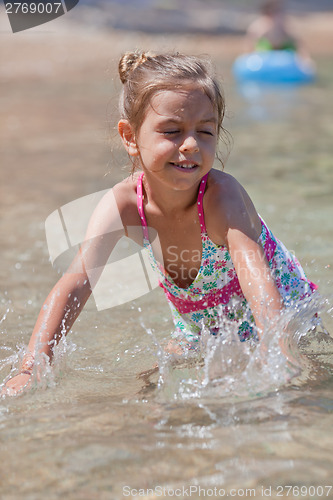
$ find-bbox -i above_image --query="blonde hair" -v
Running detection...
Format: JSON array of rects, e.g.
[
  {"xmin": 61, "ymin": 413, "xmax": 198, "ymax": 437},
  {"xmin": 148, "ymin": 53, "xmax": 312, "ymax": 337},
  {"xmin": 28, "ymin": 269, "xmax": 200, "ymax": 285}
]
[{"xmin": 118, "ymin": 51, "xmax": 228, "ymax": 170}]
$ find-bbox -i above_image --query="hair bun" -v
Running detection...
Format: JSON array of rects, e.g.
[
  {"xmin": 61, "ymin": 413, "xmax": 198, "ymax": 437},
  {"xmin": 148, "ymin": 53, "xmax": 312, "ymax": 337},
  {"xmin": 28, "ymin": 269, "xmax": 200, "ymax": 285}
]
[{"xmin": 118, "ymin": 51, "xmax": 153, "ymax": 84}]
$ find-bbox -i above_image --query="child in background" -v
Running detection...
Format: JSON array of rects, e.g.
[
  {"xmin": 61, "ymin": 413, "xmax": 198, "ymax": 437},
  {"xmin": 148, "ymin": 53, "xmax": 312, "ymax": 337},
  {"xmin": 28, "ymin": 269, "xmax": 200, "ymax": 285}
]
[
  {"xmin": 3, "ymin": 51, "xmax": 318, "ymax": 396},
  {"xmin": 247, "ymin": 0, "xmax": 299, "ymax": 52}
]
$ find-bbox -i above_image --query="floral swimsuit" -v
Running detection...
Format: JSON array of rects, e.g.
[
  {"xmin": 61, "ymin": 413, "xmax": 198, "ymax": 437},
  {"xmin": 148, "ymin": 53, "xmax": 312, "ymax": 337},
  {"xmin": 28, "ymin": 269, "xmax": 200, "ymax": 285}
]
[{"xmin": 137, "ymin": 172, "xmax": 317, "ymax": 344}]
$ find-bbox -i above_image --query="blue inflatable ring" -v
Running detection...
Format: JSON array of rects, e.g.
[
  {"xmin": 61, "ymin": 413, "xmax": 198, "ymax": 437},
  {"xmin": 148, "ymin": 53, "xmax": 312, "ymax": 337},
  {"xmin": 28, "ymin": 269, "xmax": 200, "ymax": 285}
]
[{"xmin": 232, "ymin": 51, "xmax": 316, "ymax": 84}]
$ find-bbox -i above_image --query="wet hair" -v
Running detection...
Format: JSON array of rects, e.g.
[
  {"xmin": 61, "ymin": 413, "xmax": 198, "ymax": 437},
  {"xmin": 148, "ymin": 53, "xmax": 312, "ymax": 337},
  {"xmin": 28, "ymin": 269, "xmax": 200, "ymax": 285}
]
[{"xmin": 118, "ymin": 51, "xmax": 228, "ymax": 170}]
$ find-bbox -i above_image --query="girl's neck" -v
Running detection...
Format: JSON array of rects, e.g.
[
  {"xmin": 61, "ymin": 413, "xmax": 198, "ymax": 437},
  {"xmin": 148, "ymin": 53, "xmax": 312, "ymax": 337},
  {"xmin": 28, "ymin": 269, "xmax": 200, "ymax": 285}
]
[{"xmin": 141, "ymin": 172, "xmax": 201, "ymax": 216}]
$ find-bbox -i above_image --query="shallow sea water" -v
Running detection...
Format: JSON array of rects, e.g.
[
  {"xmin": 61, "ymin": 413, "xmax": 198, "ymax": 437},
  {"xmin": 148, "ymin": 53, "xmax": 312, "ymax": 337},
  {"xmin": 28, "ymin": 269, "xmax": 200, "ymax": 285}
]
[{"xmin": 1, "ymin": 27, "xmax": 333, "ymax": 500}]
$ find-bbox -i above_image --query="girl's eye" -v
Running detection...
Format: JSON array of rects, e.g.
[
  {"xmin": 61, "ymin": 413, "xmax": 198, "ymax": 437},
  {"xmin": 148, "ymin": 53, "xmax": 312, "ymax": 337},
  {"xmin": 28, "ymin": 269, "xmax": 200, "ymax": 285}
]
[
  {"xmin": 163, "ymin": 130, "xmax": 179, "ymax": 135},
  {"xmin": 199, "ymin": 130, "xmax": 214, "ymax": 136}
]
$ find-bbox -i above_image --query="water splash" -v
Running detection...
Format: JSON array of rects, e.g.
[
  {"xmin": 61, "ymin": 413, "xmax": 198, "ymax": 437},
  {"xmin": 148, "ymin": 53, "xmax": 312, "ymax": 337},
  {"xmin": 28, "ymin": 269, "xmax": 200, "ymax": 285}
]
[
  {"xmin": 154, "ymin": 294, "xmax": 332, "ymax": 402},
  {"xmin": 0, "ymin": 336, "xmax": 78, "ymax": 397},
  {"xmin": 0, "ymin": 306, "xmax": 12, "ymax": 325}
]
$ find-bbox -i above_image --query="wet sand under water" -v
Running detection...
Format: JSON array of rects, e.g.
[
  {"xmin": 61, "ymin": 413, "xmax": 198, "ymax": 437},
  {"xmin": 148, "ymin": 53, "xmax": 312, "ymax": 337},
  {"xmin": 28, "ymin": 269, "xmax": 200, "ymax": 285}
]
[{"xmin": 1, "ymin": 8, "xmax": 333, "ymax": 500}]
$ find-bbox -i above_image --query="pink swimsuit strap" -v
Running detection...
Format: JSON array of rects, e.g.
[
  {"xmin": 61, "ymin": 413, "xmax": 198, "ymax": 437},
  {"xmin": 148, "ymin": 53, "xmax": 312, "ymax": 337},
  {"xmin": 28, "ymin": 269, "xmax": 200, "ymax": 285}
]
[
  {"xmin": 137, "ymin": 172, "xmax": 149, "ymax": 241},
  {"xmin": 137, "ymin": 172, "xmax": 209, "ymax": 241},
  {"xmin": 197, "ymin": 174, "xmax": 208, "ymax": 233}
]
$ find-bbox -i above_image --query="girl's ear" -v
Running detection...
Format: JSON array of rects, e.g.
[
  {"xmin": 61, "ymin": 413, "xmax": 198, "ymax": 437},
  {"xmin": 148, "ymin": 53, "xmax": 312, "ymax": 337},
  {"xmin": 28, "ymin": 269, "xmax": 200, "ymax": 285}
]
[{"xmin": 118, "ymin": 120, "xmax": 139, "ymax": 157}]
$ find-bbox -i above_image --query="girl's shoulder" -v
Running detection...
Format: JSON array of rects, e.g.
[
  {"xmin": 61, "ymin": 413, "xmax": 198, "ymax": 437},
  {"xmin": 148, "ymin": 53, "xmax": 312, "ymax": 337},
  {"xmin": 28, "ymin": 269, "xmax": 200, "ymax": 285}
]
[
  {"xmin": 112, "ymin": 173, "xmax": 137, "ymax": 204},
  {"xmin": 85, "ymin": 174, "xmax": 140, "ymax": 240},
  {"xmin": 205, "ymin": 170, "xmax": 246, "ymax": 224},
  {"xmin": 205, "ymin": 169, "xmax": 244, "ymax": 203},
  {"xmin": 204, "ymin": 169, "xmax": 261, "ymax": 244},
  {"xmin": 107, "ymin": 173, "xmax": 141, "ymax": 227}
]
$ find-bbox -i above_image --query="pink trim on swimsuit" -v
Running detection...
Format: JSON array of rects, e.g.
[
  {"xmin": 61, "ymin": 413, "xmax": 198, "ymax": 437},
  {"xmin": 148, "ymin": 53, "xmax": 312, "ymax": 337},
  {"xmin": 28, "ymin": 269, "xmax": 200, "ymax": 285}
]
[
  {"xmin": 161, "ymin": 277, "xmax": 242, "ymax": 314},
  {"xmin": 160, "ymin": 232, "xmax": 277, "ymax": 314}
]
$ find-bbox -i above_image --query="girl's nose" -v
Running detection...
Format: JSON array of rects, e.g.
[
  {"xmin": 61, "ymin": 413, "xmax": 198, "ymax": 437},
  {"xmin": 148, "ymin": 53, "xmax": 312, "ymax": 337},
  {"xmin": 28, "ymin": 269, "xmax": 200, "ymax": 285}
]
[{"xmin": 179, "ymin": 135, "xmax": 199, "ymax": 153}]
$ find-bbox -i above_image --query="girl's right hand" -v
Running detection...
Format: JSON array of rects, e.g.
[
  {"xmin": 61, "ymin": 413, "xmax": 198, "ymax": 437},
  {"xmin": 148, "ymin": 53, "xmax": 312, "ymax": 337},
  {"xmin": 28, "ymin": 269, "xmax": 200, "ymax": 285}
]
[{"xmin": 1, "ymin": 372, "xmax": 32, "ymax": 397}]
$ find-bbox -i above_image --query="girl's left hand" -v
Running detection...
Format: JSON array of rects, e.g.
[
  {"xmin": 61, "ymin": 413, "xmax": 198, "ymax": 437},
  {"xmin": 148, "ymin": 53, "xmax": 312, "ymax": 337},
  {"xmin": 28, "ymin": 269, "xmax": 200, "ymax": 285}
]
[{"xmin": 1, "ymin": 372, "xmax": 32, "ymax": 397}]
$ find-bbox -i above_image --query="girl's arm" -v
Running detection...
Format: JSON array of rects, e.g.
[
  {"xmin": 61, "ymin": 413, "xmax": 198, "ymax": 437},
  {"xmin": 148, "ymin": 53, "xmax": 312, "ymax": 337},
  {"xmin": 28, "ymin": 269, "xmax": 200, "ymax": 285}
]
[
  {"xmin": 207, "ymin": 174, "xmax": 283, "ymax": 338},
  {"xmin": 226, "ymin": 227, "xmax": 283, "ymax": 338},
  {"xmin": 226, "ymin": 224, "xmax": 301, "ymax": 373},
  {"xmin": 3, "ymin": 188, "xmax": 126, "ymax": 395}
]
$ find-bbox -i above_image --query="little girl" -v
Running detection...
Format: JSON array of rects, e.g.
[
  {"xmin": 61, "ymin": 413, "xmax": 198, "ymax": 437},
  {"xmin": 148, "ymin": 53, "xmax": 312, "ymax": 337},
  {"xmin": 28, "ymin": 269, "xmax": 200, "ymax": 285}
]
[{"xmin": 3, "ymin": 51, "xmax": 318, "ymax": 395}]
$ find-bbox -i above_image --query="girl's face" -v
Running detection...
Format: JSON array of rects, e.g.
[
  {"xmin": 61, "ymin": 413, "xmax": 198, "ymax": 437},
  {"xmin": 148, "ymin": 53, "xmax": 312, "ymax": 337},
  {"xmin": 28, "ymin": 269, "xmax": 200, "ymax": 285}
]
[{"xmin": 135, "ymin": 87, "xmax": 218, "ymax": 191}]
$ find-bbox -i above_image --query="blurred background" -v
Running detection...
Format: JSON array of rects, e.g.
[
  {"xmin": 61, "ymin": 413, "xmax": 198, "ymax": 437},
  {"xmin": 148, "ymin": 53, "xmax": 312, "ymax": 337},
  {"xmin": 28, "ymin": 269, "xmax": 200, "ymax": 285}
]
[{"xmin": 75, "ymin": 0, "xmax": 333, "ymax": 36}]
